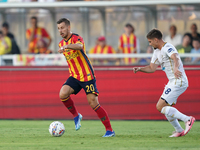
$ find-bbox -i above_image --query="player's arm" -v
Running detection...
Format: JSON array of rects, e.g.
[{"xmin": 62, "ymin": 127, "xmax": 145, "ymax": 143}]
[
  {"xmin": 27, "ymin": 26, "xmax": 36, "ymax": 42},
  {"xmin": 42, "ymin": 28, "xmax": 52, "ymax": 48},
  {"xmin": 58, "ymin": 43, "xmax": 83, "ymax": 53},
  {"xmin": 170, "ymin": 53, "xmax": 182, "ymax": 79},
  {"xmin": 133, "ymin": 63, "xmax": 159, "ymax": 73}
]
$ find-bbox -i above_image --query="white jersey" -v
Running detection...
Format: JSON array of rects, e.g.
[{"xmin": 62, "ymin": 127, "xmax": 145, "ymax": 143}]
[{"xmin": 151, "ymin": 42, "xmax": 188, "ymax": 87}]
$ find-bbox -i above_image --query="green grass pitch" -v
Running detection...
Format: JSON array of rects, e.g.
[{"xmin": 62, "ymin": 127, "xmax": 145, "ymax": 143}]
[{"xmin": 0, "ymin": 120, "xmax": 199, "ymax": 150}]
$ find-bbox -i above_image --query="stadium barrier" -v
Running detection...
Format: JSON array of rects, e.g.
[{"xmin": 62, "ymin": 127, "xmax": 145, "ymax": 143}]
[
  {"xmin": 0, "ymin": 66, "xmax": 199, "ymax": 120},
  {"xmin": 1, "ymin": 53, "xmax": 200, "ymax": 66}
]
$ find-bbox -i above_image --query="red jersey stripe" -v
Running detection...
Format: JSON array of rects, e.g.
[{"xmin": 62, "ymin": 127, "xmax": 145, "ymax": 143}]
[
  {"xmin": 79, "ymin": 53, "xmax": 93, "ymax": 81},
  {"xmin": 77, "ymin": 56, "xmax": 88, "ymax": 82},
  {"xmin": 94, "ymin": 46, "xmax": 98, "ymax": 53},
  {"xmin": 67, "ymin": 60, "xmax": 74, "ymax": 77},
  {"xmin": 80, "ymin": 50, "xmax": 95, "ymax": 80},
  {"xmin": 70, "ymin": 59, "xmax": 80, "ymax": 81}
]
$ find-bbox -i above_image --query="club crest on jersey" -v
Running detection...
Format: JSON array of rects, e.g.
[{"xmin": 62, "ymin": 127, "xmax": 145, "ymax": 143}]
[{"xmin": 168, "ymin": 48, "xmax": 174, "ymax": 53}]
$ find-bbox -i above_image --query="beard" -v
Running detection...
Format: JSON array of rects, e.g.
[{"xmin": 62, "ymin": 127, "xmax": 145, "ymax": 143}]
[
  {"xmin": 61, "ymin": 32, "xmax": 68, "ymax": 38},
  {"xmin": 63, "ymin": 34, "xmax": 68, "ymax": 39}
]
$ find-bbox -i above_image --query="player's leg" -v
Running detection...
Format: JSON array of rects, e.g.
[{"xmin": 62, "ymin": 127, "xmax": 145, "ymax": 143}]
[
  {"xmin": 86, "ymin": 93, "xmax": 115, "ymax": 137},
  {"xmin": 166, "ymin": 115, "xmax": 185, "ymax": 137},
  {"xmin": 82, "ymin": 79, "xmax": 115, "ymax": 137},
  {"xmin": 60, "ymin": 77, "xmax": 82, "ymax": 130},
  {"xmin": 160, "ymin": 103, "xmax": 195, "ymax": 136},
  {"xmin": 157, "ymin": 85, "xmax": 195, "ymax": 136},
  {"xmin": 158, "ymin": 102, "xmax": 190, "ymax": 123},
  {"xmin": 87, "ymin": 94, "xmax": 112, "ymax": 130},
  {"xmin": 156, "ymin": 98, "xmax": 184, "ymax": 137},
  {"xmin": 59, "ymin": 84, "xmax": 78, "ymax": 117}
]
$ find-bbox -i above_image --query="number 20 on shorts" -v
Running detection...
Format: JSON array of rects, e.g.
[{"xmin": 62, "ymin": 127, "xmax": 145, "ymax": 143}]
[{"xmin": 86, "ymin": 84, "xmax": 95, "ymax": 93}]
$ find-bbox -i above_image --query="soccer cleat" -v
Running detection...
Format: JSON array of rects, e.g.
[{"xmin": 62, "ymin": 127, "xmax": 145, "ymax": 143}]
[
  {"xmin": 102, "ymin": 130, "xmax": 115, "ymax": 137},
  {"xmin": 169, "ymin": 130, "xmax": 185, "ymax": 137},
  {"xmin": 74, "ymin": 113, "xmax": 82, "ymax": 131},
  {"xmin": 184, "ymin": 116, "xmax": 195, "ymax": 135}
]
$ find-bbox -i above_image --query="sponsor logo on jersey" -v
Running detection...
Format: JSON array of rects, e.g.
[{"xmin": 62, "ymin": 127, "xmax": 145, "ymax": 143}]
[
  {"xmin": 65, "ymin": 49, "xmax": 71, "ymax": 53},
  {"xmin": 65, "ymin": 51, "xmax": 79, "ymax": 60},
  {"xmin": 168, "ymin": 48, "xmax": 174, "ymax": 53}
]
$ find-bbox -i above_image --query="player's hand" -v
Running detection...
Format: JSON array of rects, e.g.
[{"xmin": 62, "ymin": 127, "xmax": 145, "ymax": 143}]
[
  {"xmin": 174, "ymin": 68, "xmax": 182, "ymax": 79},
  {"xmin": 58, "ymin": 45, "xmax": 67, "ymax": 53},
  {"xmin": 133, "ymin": 67, "xmax": 141, "ymax": 73}
]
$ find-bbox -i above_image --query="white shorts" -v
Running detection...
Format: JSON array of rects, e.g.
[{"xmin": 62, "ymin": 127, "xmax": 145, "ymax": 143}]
[{"xmin": 161, "ymin": 81, "xmax": 187, "ymax": 105}]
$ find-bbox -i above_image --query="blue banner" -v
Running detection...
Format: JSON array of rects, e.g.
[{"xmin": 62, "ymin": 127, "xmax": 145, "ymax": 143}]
[{"xmin": 0, "ymin": 0, "xmax": 7, "ymax": 2}]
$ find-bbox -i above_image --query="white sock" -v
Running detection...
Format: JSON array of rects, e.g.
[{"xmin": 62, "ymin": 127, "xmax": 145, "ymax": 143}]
[
  {"xmin": 161, "ymin": 106, "xmax": 190, "ymax": 122},
  {"xmin": 165, "ymin": 115, "xmax": 184, "ymax": 133}
]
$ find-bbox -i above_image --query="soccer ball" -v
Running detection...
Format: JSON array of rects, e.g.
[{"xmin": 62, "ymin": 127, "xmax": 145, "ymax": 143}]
[{"xmin": 49, "ymin": 121, "xmax": 65, "ymax": 137}]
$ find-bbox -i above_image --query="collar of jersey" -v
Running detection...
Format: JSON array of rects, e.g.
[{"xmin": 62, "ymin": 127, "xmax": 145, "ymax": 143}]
[
  {"xmin": 162, "ymin": 42, "xmax": 167, "ymax": 47},
  {"xmin": 64, "ymin": 33, "xmax": 73, "ymax": 43}
]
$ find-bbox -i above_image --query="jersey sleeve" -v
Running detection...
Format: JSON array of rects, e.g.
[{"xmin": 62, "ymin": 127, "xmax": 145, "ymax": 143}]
[
  {"xmin": 73, "ymin": 35, "xmax": 84, "ymax": 46},
  {"xmin": 58, "ymin": 42, "xmax": 61, "ymax": 48},
  {"xmin": 164, "ymin": 45, "xmax": 178, "ymax": 58},
  {"xmin": 151, "ymin": 50, "xmax": 159, "ymax": 65},
  {"xmin": 58, "ymin": 39, "xmax": 64, "ymax": 48}
]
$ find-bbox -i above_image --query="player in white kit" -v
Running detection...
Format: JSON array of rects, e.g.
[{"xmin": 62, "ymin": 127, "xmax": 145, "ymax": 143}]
[{"xmin": 133, "ymin": 29, "xmax": 195, "ymax": 137}]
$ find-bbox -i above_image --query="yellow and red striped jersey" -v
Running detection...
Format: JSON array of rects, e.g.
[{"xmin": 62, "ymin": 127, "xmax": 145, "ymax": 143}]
[
  {"xmin": 59, "ymin": 33, "xmax": 95, "ymax": 82},
  {"xmin": 118, "ymin": 33, "xmax": 137, "ymax": 64},
  {"xmin": 26, "ymin": 27, "xmax": 51, "ymax": 53}
]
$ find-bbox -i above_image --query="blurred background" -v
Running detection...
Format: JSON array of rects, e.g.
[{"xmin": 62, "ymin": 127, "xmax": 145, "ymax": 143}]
[
  {"xmin": 0, "ymin": 0, "xmax": 200, "ymax": 66},
  {"xmin": 0, "ymin": 0, "xmax": 199, "ymax": 120}
]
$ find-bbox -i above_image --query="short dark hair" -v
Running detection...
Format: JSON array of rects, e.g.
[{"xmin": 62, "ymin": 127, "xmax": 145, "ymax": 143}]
[
  {"xmin": 125, "ymin": 23, "xmax": 134, "ymax": 33},
  {"xmin": 2, "ymin": 22, "xmax": 9, "ymax": 29},
  {"xmin": 0, "ymin": 30, "xmax": 3, "ymax": 35},
  {"xmin": 57, "ymin": 18, "xmax": 70, "ymax": 26},
  {"xmin": 193, "ymin": 38, "xmax": 200, "ymax": 43},
  {"xmin": 31, "ymin": 16, "xmax": 38, "ymax": 25},
  {"xmin": 192, "ymin": 23, "xmax": 197, "ymax": 27},
  {"xmin": 146, "ymin": 29, "xmax": 163, "ymax": 40},
  {"xmin": 31, "ymin": 16, "xmax": 37, "ymax": 20},
  {"xmin": 170, "ymin": 25, "xmax": 177, "ymax": 31},
  {"xmin": 183, "ymin": 33, "xmax": 192, "ymax": 41}
]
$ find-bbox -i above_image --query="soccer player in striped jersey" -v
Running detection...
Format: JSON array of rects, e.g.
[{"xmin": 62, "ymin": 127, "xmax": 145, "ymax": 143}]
[
  {"xmin": 118, "ymin": 23, "xmax": 138, "ymax": 65},
  {"xmin": 133, "ymin": 29, "xmax": 195, "ymax": 137},
  {"xmin": 57, "ymin": 18, "xmax": 115, "ymax": 137}
]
